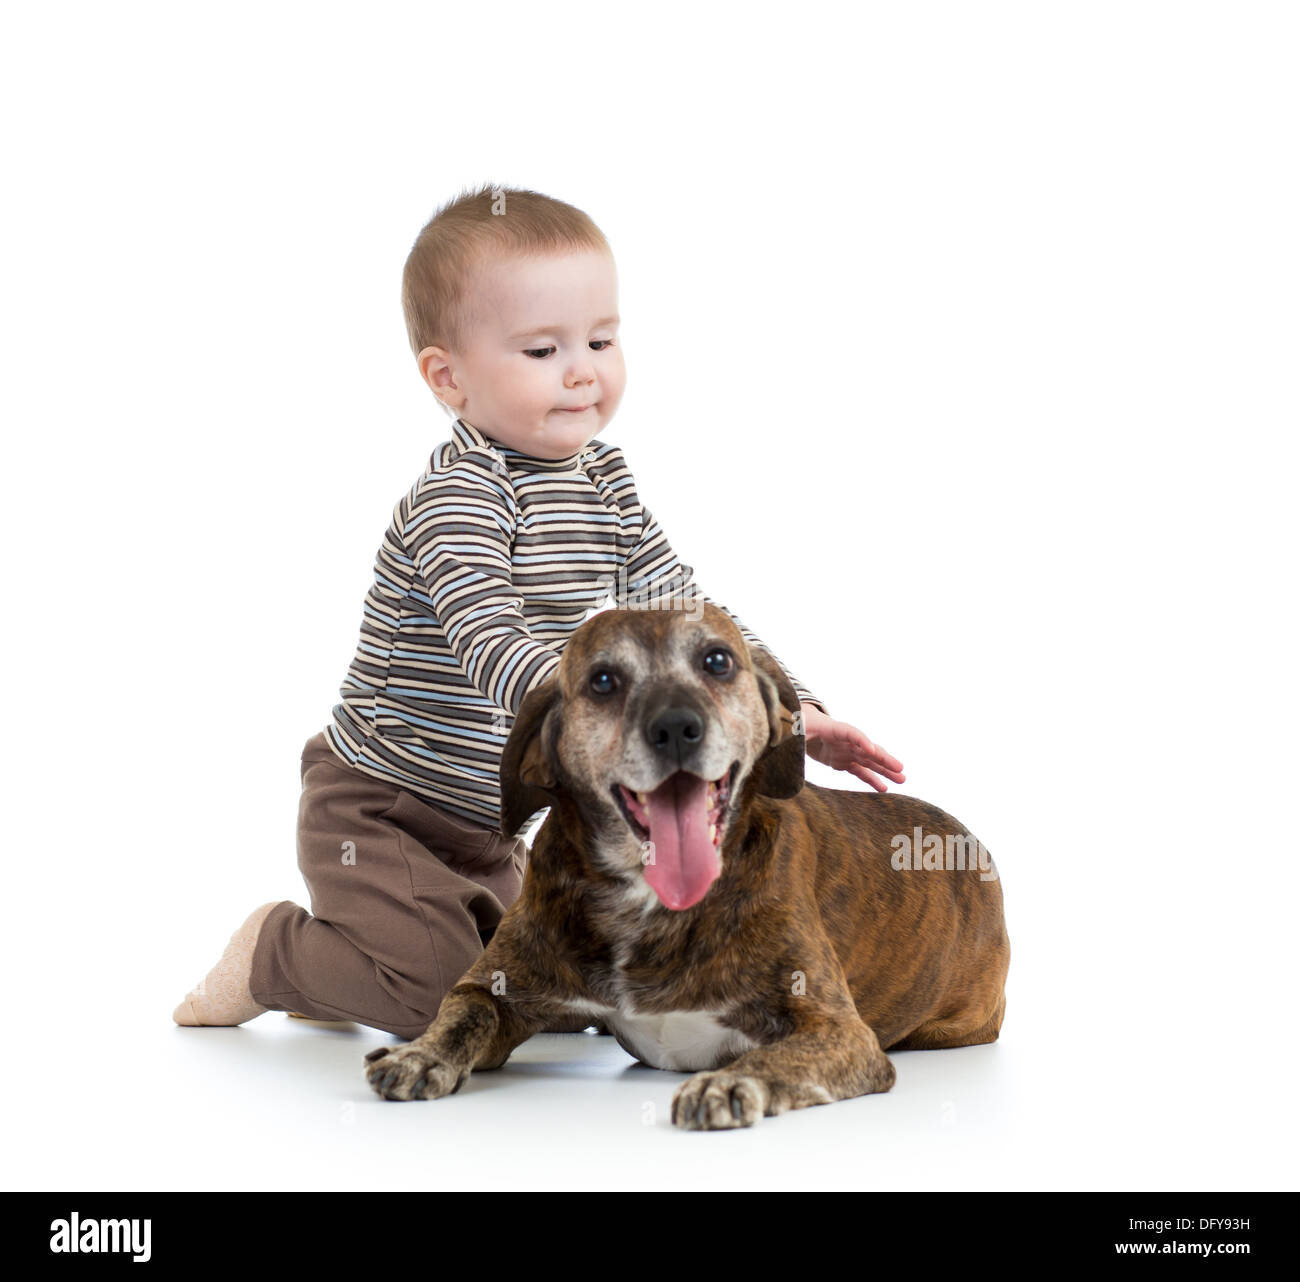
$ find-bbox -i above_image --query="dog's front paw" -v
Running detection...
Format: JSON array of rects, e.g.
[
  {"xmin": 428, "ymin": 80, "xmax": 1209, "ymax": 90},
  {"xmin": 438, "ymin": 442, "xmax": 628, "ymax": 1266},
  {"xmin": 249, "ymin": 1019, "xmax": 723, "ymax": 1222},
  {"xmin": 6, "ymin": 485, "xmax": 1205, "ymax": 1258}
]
[
  {"xmin": 671, "ymin": 1070, "xmax": 769, "ymax": 1130},
  {"xmin": 364, "ymin": 1044, "xmax": 467, "ymax": 1101}
]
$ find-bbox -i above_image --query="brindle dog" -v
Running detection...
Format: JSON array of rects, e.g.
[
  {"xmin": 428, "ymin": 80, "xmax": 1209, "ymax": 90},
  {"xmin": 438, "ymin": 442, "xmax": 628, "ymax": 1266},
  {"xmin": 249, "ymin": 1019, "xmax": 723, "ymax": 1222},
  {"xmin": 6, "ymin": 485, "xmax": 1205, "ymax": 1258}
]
[{"xmin": 364, "ymin": 602, "xmax": 1009, "ymax": 1129}]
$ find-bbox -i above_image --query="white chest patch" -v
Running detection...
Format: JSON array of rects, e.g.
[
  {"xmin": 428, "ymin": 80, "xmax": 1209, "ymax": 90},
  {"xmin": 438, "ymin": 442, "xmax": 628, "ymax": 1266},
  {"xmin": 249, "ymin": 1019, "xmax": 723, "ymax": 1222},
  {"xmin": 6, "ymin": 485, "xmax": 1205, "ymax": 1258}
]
[
  {"xmin": 558, "ymin": 853, "xmax": 757, "ymax": 1071},
  {"xmin": 563, "ymin": 1001, "xmax": 758, "ymax": 1072}
]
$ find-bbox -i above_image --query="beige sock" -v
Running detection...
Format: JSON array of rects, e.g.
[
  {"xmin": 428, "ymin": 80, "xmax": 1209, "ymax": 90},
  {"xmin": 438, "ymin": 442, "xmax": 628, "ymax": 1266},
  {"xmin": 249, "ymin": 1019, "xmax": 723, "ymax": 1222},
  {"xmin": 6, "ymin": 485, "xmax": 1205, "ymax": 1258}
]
[{"xmin": 172, "ymin": 901, "xmax": 281, "ymax": 1027}]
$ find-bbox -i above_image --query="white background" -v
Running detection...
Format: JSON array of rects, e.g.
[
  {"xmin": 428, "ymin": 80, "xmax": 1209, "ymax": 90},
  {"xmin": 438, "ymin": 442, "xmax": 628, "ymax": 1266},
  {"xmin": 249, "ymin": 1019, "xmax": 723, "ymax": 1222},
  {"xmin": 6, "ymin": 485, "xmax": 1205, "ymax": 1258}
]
[{"xmin": 1, "ymin": 1, "xmax": 1295, "ymax": 1193}]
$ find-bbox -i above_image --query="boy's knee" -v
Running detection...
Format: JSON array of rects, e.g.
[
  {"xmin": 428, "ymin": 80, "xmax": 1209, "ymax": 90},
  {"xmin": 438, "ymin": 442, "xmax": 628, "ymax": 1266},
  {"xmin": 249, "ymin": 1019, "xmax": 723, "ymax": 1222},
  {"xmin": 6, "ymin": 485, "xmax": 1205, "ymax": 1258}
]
[
  {"xmin": 379, "ymin": 929, "xmax": 492, "ymax": 1038},
  {"xmin": 382, "ymin": 960, "xmax": 469, "ymax": 1031}
]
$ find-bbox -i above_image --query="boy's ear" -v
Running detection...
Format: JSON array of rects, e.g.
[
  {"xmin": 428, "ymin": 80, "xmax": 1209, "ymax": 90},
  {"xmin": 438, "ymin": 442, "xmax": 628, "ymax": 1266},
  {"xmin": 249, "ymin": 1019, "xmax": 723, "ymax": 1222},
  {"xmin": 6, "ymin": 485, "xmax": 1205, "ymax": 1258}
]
[
  {"xmin": 746, "ymin": 646, "xmax": 806, "ymax": 800},
  {"xmin": 498, "ymin": 676, "xmax": 562, "ymax": 837}
]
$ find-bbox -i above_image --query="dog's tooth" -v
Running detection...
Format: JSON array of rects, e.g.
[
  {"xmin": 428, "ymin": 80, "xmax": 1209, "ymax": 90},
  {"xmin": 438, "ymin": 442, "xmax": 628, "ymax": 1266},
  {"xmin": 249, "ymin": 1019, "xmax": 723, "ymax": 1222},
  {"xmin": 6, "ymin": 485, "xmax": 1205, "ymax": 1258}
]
[
  {"xmin": 637, "ymin": 791, "xmax": 647, "ymax": 806},
  {"xmin": 709, "ymin": 823, "xmax": 717, "ymax": 843}
]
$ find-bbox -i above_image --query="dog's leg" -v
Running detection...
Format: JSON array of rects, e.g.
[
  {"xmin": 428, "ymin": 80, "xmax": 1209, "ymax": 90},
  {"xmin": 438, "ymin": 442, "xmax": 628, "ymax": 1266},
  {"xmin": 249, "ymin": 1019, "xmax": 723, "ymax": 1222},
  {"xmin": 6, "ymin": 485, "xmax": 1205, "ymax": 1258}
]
[
  {"xmin": 671, "ymin": 1010, "xmax": 896, "ymax": 1131},
  {"xmin": 363, "ymin": 984, "xmax": 522, "ymax": 1101},
  {"xmin": 363, "ymin": 929, "xmax": 570, "ymax": 1101},
  {"xmin": 890, "ymin": 991, "xmax": 1007, "ymax": 1051}
]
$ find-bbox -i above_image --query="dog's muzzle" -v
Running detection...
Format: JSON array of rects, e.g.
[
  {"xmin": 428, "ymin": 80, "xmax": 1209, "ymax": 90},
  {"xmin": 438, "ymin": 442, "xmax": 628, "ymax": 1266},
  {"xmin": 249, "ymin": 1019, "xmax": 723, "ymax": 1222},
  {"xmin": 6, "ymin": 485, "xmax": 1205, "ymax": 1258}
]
[{"xmin": 607, "ymin": 701, "xmax": 741, "ymax": 911}]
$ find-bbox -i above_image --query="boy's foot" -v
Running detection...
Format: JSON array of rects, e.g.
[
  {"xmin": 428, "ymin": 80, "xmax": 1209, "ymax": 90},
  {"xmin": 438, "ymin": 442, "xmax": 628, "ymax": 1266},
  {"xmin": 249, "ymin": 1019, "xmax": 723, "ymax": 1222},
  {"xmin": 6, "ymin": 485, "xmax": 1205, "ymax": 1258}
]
[{"xmin": 172, "ymin": 902, "xmax": 281, "ymax": 1027}]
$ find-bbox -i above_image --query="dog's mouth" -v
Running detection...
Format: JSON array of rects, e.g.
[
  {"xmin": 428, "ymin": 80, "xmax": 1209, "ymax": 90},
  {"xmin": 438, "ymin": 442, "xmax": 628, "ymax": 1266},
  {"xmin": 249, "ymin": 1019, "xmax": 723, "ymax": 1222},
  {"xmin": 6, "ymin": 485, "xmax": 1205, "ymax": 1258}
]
[{"xmin": 611, "ymin": 762, "xmax": 738, "ymax": 911}]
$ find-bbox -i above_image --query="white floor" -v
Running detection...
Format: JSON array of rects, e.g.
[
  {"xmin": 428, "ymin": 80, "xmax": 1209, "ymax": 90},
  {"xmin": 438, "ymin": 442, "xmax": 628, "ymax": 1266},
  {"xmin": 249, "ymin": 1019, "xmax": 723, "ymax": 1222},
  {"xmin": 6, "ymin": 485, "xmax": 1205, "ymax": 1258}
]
[
  {"xmin": 8, "ymin": 738, "xmax": 1296, "ymax": 1193},
  {"xmin": 9, "ymin": 751, "xmax": 1298, "ymax": 1193},
  {"xmin": 11, "ymin": 965, "xmax": 1288, "ymax": 1193}
]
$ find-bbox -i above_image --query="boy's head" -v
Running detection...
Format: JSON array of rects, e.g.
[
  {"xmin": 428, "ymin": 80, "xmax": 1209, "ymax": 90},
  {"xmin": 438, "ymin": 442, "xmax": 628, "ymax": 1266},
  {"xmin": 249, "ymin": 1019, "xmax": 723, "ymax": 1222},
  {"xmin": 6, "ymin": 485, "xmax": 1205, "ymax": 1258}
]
[{"xmin": 403, "ymin": 184, "xmax": 626, "ymax": 460}]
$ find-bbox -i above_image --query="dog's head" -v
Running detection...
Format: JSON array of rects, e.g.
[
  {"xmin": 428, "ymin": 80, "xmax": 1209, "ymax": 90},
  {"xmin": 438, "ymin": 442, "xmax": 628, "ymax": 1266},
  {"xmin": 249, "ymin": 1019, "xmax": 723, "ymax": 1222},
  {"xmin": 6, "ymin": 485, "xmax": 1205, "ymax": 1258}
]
[{"xmin": 499, "ymin": 602, "xmax": 805, "ymax": 911}]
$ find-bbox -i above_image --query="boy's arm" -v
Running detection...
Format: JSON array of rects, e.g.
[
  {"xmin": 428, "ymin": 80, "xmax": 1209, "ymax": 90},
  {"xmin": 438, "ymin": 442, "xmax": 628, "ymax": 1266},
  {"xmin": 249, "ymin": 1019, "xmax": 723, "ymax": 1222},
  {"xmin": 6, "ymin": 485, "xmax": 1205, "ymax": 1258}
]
[
  {"xmin": 621, "ymin": 503, "xmax": 829, "ymax": 717},
  {"xmin": 403, "ymin": 454, "xmax": 560, "ymax": 716}
]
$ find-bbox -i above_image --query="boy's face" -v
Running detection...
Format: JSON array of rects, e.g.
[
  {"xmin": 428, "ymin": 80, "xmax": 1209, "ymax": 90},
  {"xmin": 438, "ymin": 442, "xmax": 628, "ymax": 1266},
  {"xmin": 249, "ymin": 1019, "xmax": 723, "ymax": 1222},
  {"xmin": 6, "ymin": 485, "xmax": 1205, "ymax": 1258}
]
[{"xmin": 420, "ymin": 248, "xmax": 626, "ymax": 459}]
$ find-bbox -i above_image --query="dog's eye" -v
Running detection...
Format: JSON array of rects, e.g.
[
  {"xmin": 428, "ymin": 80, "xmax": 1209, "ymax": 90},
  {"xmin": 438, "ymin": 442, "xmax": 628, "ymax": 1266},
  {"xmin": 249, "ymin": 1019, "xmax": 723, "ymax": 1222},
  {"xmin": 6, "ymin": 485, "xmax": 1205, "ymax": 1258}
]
[
  {"xmin": 703, "ymin": 649, "xmax": 734, "ymax": 677},
  {"xmin": 589, "ymin": 669, "xmax": 619, "ymax": 696}
]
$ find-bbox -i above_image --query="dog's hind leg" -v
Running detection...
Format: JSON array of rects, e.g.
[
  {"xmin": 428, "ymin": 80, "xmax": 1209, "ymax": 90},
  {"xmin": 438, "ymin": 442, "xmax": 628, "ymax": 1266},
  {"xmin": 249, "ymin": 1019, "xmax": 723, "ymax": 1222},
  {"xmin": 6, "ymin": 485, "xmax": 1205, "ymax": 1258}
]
[{"xmin": 889, "ymin": 992, "xmax": 1006, "ymax": 1051}]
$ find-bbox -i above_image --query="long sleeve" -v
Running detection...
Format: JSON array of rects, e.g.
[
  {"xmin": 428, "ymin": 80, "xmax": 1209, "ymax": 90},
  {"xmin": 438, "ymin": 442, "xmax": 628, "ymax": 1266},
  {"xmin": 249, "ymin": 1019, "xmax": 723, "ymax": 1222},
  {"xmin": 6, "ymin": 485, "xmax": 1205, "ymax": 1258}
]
[
  {"xmin": 404, "ymin": 451, "xmax": 561, "ymax": 716},
  {"xmin": 621, "ymin": 503, "xmax": 829, "ymax": 717}
]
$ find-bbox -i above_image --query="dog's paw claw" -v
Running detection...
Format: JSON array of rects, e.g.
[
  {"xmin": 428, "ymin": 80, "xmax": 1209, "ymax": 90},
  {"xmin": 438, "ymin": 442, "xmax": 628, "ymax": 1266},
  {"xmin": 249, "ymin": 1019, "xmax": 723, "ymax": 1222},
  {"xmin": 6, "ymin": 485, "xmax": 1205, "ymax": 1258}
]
[
  {"xmin": 364, "ymin": 1045, "xmax": 465, "ymax": 1101},
  {"xmin": 671, "ymin": 1071, "xmax": 767, "ymax": 1130}
]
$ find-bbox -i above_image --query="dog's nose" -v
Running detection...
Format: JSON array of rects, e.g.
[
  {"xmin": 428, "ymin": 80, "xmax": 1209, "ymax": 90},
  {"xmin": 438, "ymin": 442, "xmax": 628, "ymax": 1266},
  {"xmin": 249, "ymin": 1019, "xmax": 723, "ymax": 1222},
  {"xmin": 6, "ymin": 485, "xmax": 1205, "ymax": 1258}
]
[{"xmin": 645, "ymin": 706, "xmax": 704, "ymax": 764}]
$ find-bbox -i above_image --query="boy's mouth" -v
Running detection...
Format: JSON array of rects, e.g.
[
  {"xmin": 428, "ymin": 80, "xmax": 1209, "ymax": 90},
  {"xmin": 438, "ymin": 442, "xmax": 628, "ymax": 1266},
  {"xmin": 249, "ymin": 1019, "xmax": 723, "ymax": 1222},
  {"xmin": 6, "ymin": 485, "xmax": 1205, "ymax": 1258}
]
[{"xmin": 557, "ymin": 403, "xmax": 594, "ymax": 413}]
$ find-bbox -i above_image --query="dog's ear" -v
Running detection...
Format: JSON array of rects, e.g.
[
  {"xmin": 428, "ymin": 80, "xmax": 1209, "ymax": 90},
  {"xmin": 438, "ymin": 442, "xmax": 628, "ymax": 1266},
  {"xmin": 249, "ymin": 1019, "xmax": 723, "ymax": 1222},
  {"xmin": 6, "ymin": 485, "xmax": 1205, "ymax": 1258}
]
[
  {"xmin": 498, "ymin": 675, "xmax": 562, "ymax": 838},
  {"xmin": 747, "ymin": 646, "xmax": 806, "ymax": 800}
]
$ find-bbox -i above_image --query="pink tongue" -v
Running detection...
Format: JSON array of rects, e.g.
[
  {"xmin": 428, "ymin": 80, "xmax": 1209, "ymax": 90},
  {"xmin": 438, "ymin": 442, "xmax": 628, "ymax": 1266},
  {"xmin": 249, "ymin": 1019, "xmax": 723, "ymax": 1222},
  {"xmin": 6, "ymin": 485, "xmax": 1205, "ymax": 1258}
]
[{"xmin": 642, "ymin": 772, "xmax": 719, "ymax": 910}]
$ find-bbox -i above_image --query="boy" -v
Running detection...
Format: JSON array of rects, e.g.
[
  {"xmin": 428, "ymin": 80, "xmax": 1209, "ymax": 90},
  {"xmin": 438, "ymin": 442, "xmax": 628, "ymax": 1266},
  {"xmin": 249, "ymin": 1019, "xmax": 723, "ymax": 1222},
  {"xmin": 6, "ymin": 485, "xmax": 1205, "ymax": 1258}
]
[{"xmin": 172, "ymin": 185, "xmax": 904, "ymax": 1040}]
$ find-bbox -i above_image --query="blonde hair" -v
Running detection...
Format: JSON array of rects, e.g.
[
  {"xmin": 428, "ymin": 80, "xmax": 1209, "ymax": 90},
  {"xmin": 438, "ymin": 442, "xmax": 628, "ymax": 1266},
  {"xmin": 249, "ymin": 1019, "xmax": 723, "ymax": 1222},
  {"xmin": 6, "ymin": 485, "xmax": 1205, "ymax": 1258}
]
[{"xmin": 402, "ymin": 183, "xmax": 611, "ymax": 377}]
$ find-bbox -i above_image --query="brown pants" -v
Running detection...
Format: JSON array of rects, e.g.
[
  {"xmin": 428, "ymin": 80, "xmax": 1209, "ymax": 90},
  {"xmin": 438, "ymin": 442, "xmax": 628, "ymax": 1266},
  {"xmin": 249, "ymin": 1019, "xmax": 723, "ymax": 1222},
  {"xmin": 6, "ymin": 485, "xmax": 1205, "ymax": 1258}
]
[{"xmin": 250, "ymin": 730, "xmax": 579, "ymax": 1041}]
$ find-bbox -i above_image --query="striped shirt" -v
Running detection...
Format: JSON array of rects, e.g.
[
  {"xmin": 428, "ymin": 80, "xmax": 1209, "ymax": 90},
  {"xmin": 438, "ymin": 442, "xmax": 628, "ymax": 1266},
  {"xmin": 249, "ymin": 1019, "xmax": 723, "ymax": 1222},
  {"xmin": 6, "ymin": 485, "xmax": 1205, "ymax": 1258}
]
[{"xmin": 324, "ymin": 416, "xmax": 826, "ymax": 830}]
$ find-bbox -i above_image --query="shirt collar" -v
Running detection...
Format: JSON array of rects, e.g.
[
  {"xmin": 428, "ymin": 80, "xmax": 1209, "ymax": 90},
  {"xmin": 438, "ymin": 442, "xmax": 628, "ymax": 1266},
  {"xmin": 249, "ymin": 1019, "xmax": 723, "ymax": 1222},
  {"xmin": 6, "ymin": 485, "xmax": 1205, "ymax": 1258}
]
[{"xmin": 451, "ymin": 417, "xmax": 590, "ymax": 473}]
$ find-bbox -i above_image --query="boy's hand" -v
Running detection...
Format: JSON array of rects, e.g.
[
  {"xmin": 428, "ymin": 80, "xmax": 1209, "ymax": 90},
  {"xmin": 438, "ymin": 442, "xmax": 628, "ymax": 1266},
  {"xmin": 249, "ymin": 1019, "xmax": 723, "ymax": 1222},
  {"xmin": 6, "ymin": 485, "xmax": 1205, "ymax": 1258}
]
[{"xmin": 799, "ymin": 703, "xmax": 906, "ymax": 792}]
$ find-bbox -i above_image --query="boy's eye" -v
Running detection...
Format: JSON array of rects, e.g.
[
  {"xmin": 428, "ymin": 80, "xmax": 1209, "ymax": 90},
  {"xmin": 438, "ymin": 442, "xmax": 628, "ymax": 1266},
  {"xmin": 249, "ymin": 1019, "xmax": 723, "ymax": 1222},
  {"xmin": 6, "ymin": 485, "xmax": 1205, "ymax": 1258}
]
[{"xmin": 522, "ymin": 340, "xmax": 615, "ymax": 359}]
